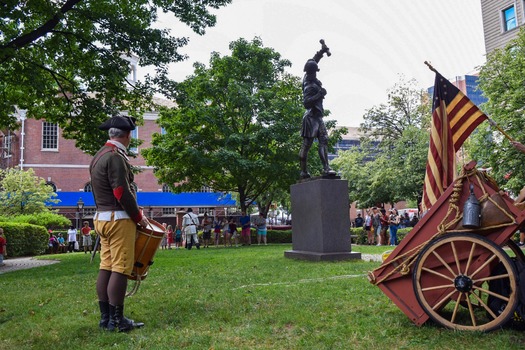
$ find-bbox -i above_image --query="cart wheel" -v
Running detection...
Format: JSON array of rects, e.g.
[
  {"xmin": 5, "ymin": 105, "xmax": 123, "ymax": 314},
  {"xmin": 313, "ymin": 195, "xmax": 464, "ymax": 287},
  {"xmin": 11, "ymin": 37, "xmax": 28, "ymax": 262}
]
[
  {"xmin": 506, "ymin": 239, "xmax": 525, "ymax": 262},
  {"xmin": 413, "ymin": 233, "xmax": 518, "ymax": 331}
]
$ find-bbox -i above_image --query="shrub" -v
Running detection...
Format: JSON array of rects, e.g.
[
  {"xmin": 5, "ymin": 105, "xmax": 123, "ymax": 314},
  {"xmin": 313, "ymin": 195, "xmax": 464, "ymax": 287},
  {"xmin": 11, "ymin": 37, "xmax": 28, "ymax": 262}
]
[
  {"xmin": 0, "ymin": 222, "xmax": 48, "ymax": 257},
  {"xmin": 3, "ymin": 212, "xmax": 71, "ymax": 229}
]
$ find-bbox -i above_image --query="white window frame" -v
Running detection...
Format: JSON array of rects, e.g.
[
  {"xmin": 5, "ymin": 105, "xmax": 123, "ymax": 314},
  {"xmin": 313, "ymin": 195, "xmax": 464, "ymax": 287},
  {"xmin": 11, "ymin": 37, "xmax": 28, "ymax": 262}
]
[
  {"xmin": 42, "ymin": 122, "xmax": 59, "ymax": 151},
  {"xmin": 502, "ymin": 5, "xmax": 517, "ymax": 32},
  {"xmin": 2, "ymin": 133, "xmax": 13, "ymax": 158}
]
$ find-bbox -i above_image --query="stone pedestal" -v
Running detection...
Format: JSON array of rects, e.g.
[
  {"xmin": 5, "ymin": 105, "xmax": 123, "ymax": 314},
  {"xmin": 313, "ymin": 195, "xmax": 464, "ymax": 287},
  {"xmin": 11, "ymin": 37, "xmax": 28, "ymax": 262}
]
[{"xmin": 284, "ymin": 178, "xmax": 361, "ymax": 261}]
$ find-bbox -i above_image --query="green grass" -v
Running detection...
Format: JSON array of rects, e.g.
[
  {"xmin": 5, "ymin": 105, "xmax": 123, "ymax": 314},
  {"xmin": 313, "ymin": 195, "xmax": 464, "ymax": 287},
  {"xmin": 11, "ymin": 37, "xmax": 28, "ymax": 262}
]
[{"xmin": 0, "ymin": 244, "xmax": 523, "ymax": 349}]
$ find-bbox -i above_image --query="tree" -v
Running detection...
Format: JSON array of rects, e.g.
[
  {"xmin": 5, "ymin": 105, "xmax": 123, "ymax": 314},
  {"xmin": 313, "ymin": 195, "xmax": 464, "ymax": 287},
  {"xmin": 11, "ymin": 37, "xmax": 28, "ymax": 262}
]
[
  {"xmin": 360, "ymin": 77, "xmax": 429, "ymax": 146},
  {"xmin": 332, "ymin": 78, "xmax": 430, "ymax": 206},
  {"xmin": 0, "ymin": 168, "xmax": 59, "ymax": 216},
  {"xmin": 469, "ymin": 27, "xmax": 525, "ymax": 195},
  {"xmin": 0, "ymin": 0, "xmax": 231, "ymax": 154},
  {"xmin": 142, "ymin": 37, "xmax": 343, "ymax": 213}
]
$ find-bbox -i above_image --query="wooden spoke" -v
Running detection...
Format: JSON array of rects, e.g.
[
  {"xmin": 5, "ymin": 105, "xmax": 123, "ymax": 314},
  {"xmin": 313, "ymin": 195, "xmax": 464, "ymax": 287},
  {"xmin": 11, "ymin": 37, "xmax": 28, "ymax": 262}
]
[
  {"xmin": 465, "ymin": 294, "xmax": 477, "ymax": 327},
  {"xmin": 469, "ymin": 254, "xmax": 497, "ymax": 280},
  {"xmin": 432, "ymin": 289, "xmax": 457, "ymax": 311},
  {"xmin": 470, "ymin": 291, "xmax": 498, "ymax": 320},
  {"xmin": 451, "ymin": 241, "xmax": 461, "ymax": 275},
  {"xmin": 450, "ymin": 292, "xmax": 463, "ymax": 324},
  {"xmin": 421, "ymin": 283, "xmax": 455, "ymax": 292},
  {"xmin": 421, "ymin": 267, "xmax": 454, "ymax": 282},
  {"xmin": 473, "ymin": 273, "xmax": 510, "ymax": 284},
  {"xmin": 472, "ymin": 285, "xmax": 510, "ymax": 302},
  {"xmin": 464, "ymin": 242, "xmax": 477, "ymax": 275},
  {"xmin": 431, "ymin": 249, "xmax": 457, "ymax": 278}
]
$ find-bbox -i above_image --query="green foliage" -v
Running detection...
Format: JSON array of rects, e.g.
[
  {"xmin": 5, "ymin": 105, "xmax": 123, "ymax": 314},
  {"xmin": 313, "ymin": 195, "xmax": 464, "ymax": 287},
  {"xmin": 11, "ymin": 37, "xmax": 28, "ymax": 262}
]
[
  {"xmin": 469, "ymin": 27, "xmax": 525, "ymax": 194},
  {"xmin": 3, "ymin": 212, "xmax": 71, "ymax": 229},
  {"xmin": 0, "ymin": 0, "xmax": 232, "ymax": 154},
  {"xmin": 143, "ymin": 37, "xmax": 343, "ymax": 212},
  {"xmin": 0, "ymin": 221, "xmax": 48, "ymax": 257},
  {"xmin": 0, "ymin": 168, "xmax": 59, "ymax": 216},
  {"xmin": 332, "ymin": 77, "xmax": 430, "ymax": 207}
]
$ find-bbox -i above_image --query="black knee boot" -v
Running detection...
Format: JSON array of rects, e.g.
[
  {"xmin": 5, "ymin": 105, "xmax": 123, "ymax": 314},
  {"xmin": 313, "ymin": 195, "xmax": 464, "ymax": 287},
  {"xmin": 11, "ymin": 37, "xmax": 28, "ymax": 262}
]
[
  {"xmin": 107, "ymin": 304, "xmax": 144, "ymax": 332},
  {"xmin": 99, "ymin": 301, "xmax": 110, "ymax": 329}
]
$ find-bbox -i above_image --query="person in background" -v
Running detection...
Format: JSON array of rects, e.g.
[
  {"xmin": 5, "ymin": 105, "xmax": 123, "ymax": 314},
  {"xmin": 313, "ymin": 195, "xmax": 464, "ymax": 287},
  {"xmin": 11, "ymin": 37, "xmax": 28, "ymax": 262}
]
[
  {"xmin": 379, "ymin": 208, "xmax": 389, "ymax": 246},
  {"xmin": 49, "ymin": 231, "xmax": 59, "ymax": 254},
  {"xmin": 201, "ymin": 213, "xmax": 213, "ymax": 248},
  {"xmin": 166, "ymin": 225, "xmax": 174, "ymax": 249},
  {"xmin": 354, "ymin": 213, "xmax": 364, "ymax": 228},
  {"xmin": 81, "ymin": 221, "xmax": 92, "ymax": 254},
  {"xmin": 229, "ymin": 217, "xmax": 239, "ymax": 247},
  {"xmin": 0, "ymin": 227, "xmax": 6, "ymax": 266},
  {"xmin": 57, "ymin": 233, "xmax": 66, "ymax": 253},
  {"xmin": 174, "ymin": 225, "xmax": 182, "ymax": 249},
  {"xmin": 239, "ymin": 211, "xmax": 251, "ymax": 246},
  {"xmin": 213, "ymin": 218, "xmax": 222, "ymax": 247},
  {"xmin": 371, "ymin": 207, "xmax": 381, "ymax": 246},
  {"xmin": 364, "ymin": 210, "xmax": 373, "ymax": 245},
  {"xmin": 182, "ymin": 208, "xmax": 200, "ymax": 250},
  {"xmin": 67, "ymin": 225, "xmax": 77, "ymax": 253},
  {"xmin": 254, "ymin": 213, "xmax": 268, "ymax": 245},
  {"xmin": 160, "ymin": 223, "xmax": 167, "ymax": 250},
  {"xmin": 222, "ymin": 217, "xmax": 231, "ymax": 247},
  {"xmin": 388, "ymin": 209, "xmax": 400, "ymax": 246}
]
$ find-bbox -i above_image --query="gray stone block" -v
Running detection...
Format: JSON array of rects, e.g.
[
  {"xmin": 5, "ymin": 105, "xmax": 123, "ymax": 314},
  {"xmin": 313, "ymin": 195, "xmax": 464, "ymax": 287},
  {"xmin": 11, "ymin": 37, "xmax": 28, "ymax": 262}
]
[{"xmin": 284, "ymin": 178, "xmax": 361, "ymax": 261}]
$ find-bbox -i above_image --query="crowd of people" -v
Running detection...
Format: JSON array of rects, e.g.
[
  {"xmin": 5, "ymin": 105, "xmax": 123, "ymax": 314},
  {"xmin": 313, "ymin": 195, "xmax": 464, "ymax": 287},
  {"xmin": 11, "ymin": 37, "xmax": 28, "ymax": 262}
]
[
  {"xmin": 159, "ymin": 209, "xmax": 269, "ymax": 250},
  {"xmin": 354, "ymin": 207, "xmax": 419, "ymax": 246}
]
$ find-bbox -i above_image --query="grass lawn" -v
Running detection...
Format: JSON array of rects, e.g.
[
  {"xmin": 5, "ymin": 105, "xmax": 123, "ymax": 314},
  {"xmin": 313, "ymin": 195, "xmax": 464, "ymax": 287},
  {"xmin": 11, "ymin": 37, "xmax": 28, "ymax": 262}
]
[{"xmin": 0, "ymin": 244, "xmax": 523, "ymax": 349}]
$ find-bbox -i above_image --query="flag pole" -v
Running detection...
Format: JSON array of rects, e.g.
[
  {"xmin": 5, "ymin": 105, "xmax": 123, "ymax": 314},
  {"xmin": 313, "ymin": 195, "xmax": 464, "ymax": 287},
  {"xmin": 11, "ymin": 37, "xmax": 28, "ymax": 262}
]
[
  {"xmin": 423, "ymin": 61, "xmax": 515, "ymax": 143},
  {"xmin": 487, "ymin": 118, "xmax": 515, "ymax": 142}
]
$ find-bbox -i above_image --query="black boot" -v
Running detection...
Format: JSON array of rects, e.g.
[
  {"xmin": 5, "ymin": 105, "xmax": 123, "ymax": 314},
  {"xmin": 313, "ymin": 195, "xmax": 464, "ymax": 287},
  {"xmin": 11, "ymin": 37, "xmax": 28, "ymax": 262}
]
[
  {"xmin": 99, "ymin": 301, "xmax": 110, "ymax": 330},
  {"xmin": 107, "ymin": 304, "xmax": 144, "ymax": 332}
]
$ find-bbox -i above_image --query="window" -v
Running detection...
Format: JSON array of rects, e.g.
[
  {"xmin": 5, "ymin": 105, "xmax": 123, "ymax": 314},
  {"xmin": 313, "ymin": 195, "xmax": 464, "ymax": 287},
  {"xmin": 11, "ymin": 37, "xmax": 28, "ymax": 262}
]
[
  {"xmin": 200, "ymin": 185, "xmax": 212, "ymax": 193},
  {"xmin": 198, "ymin": 208, "xmax": 214, "ymax": 216},
  {"xmin": 162, "ymin": 184, "xmax": 172, "ymax": 192},
  {"xmin": 84, "ymin": 182, "xmax": 92, "ymax": 192},
  {"xmin": 2, "ymin": 132, "xmax": 13, "ymax": 158},
  {"xmin": 84, "ymin": 208, "xmax": 96, "ymax": 217},
  {"xmin": 42, "ymin": 122, "xmax": 59, "ymax": 150},
  {"xmin": 503, "ymin": 6, "xmax": 517, "ymax": 31},
  {"xmin": 162, "ymin": 207, "xmax": 176, "ymax": 216},
  {"xmin": 129, "ymin": 127, "xmax": 138, "ymax": 154}
]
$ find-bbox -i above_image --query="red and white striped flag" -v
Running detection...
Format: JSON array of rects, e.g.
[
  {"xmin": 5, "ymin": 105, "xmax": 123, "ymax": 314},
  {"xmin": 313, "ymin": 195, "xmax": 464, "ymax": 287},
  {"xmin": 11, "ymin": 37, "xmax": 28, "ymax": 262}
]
[{"xmin": 421, "ymin": 73, "xmax": 488, "ymax": 212}]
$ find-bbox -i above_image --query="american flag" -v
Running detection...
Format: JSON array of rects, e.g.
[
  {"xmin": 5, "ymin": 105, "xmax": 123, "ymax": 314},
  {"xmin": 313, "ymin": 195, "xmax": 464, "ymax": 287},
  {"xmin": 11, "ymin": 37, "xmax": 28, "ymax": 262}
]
[{"xmin": 421, "ymin": 73, "xmax": 488, "ymax": 212}]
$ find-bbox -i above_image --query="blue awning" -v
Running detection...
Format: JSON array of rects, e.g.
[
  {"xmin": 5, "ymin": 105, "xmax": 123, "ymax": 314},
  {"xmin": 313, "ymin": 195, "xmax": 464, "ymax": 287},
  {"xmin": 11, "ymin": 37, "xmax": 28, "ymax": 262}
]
[{"xmin": 50, "ymin": 192, "xmax": 236, "ymax": 208}]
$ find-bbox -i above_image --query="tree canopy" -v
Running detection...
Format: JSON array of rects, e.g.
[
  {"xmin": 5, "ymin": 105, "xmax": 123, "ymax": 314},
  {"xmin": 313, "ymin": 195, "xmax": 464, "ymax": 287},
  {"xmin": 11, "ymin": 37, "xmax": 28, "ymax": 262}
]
[
  {"xmin": 469, "ymin": 27, "xmax": 525, "ymax": 195},
  {"xmin": 332, "ymin": 78, "xmax": 430, "ymax": 208},
  {"xmin": 142, "ymin": 37, "xmax": 343, "ymax": 214},
  {"xmin": 0, "ymin": 168, "xmax": 59, "ymax": 216},
  {"xmin": 0, "ymin": 0, "xmax": 231, "ymax": 154}
]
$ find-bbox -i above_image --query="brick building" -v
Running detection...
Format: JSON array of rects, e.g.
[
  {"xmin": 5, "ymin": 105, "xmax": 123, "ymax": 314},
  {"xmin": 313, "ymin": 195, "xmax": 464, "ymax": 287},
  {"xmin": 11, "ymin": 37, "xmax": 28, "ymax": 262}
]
[{"xmin": 0, "ymin": 109, "xmax": 236, "ymax": 228}]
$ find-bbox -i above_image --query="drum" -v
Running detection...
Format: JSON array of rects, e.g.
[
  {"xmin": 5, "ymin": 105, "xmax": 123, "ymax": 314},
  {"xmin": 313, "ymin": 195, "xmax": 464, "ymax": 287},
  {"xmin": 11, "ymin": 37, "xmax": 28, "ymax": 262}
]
[{"xmin": 130, "ymin": 219, "xmax": 165, "ymax": 281}]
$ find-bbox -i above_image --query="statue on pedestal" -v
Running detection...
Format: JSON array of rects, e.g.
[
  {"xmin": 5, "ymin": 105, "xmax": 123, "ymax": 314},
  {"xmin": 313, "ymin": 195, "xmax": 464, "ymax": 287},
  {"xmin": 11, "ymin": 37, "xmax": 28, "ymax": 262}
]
[{"xmin": 299, "ymin": 39, "xmax": 337, "ymax": 179}]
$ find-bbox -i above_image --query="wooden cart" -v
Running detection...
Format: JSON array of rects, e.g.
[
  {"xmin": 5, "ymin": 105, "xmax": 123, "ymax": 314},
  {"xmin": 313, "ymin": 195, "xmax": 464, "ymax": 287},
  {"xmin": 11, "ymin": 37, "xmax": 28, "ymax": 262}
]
[{"xmin": 369, "ymin": 161, "xmax": 525, "ymax": 331}]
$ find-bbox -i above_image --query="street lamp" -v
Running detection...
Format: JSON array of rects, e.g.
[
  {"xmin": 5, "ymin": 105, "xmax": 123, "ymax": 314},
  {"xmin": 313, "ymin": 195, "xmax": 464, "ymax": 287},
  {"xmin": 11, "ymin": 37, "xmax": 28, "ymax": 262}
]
[{"xmin": 77, "ymin": 197, "xmax": 84, "ymax": 229}]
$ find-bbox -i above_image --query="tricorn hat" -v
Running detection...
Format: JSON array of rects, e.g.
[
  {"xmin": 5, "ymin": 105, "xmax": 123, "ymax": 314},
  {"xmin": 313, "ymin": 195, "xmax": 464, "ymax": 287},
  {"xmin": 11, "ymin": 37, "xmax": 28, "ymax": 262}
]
[{"xmin": 98, "ymin": 115, "xmax": 136, "ymax": 131}]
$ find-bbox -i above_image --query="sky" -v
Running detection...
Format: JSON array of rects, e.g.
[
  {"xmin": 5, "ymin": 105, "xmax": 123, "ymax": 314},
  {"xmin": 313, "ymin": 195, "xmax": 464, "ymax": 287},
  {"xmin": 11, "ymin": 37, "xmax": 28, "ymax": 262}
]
[{"xmin": 154, "ymin": 0, "xmax": 486, "ymax": 127}]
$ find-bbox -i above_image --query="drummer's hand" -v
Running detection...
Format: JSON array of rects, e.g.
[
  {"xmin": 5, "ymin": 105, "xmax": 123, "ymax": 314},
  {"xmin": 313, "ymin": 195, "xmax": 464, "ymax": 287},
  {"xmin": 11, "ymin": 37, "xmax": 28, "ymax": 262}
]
[{"xmin": 138, "ymin": 217, "xmax": 149, "ymax": 228}]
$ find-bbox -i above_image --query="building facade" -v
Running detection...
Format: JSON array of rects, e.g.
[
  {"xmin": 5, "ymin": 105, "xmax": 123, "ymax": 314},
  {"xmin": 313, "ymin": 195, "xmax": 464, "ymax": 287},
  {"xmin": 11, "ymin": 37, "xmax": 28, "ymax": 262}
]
[
  {"xmin": 481, "ymin": 0, "xmax": 525, "ymax": 54},
  {"xmin": 0, "ymin": 110, "xmax": 236, "ymax": 228}
]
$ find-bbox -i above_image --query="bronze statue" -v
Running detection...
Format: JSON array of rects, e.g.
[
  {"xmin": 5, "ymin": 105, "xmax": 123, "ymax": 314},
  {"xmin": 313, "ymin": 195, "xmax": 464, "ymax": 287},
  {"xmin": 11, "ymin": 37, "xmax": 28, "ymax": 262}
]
[{"xmin": 299, "ymin": 39, "xmax": 336, "ymax": 179}]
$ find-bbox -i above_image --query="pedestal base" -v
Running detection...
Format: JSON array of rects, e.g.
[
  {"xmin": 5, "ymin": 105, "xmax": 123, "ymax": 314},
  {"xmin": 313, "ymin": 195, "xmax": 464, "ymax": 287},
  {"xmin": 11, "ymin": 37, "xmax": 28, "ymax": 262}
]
[
  {"xmin": 284, "ymin": 250, "xmax": 361, "ymax": 261},
  {"xmin": 285, "ymin": 178, "xmax": 361, "ymax": 261}
]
